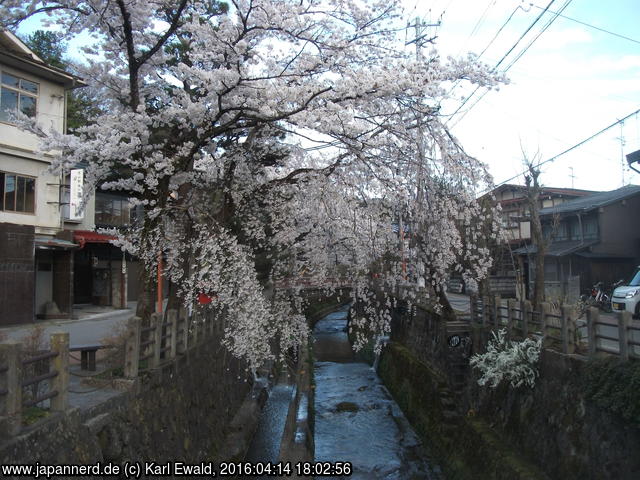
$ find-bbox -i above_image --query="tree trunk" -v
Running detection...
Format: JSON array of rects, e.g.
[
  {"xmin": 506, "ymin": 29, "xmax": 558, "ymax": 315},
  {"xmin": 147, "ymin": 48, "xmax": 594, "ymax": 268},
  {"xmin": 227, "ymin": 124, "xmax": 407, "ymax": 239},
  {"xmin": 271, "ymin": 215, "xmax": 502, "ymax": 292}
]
[
  {"xmin": 526, "ymin": 165, "xmax": 547, "ymax": 311},
  {"xmin": 135, "ymin": 263, "xmax": 156, "ymax": 319}
]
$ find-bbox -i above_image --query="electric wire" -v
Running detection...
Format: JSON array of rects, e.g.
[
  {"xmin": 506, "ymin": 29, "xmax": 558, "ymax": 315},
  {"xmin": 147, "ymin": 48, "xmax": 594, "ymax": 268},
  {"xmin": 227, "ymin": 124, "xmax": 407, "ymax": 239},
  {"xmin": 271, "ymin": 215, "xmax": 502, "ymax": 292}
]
[
  {"xmin": 440, "ymin": 3, "xmax": 522, "ymax": 112},
  {"xmin": 445, "ymin": 0, "xmax": 557, "ymax": 124},
  {"xmin": 450, "ymin": 0, "xmax": 573, "ymax": 127},
  {"xmin": 503, "ymin": 0, "xmax": 573, "ymax": 71},
  {"xmin": 528, "ymin": 2, "xmax": 640, "ymax": 45},
  {"xmin": 484, "ymin": 107, "xmax": 640, "ymax": 194},
  {"xmin": 461, "ymin": 0, "xmax": 498, "ymax": 55},
  {"xmin": 478, "ymin": 4, "xmax": 522, "ymax": 59}
]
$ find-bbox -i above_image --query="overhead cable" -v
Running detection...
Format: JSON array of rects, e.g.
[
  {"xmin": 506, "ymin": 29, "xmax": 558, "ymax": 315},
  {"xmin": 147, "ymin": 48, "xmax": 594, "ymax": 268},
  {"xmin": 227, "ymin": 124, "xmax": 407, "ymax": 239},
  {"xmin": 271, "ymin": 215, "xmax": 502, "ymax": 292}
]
[
  {"xmin": 485, "ymin": 106, "xmax": 640, "ymax": 193},
  {"xmin": 478, "ymin": 4, "xmax": 522, "ymax": 58},
  {"xmin": 446, "ymin": 0, "xmax": 557, "ymax": 123},
  {"xmin": 451, "ymin": 0, "xmax": 572, "ymax": 127},
  {"xmin": 503, "ymin": 0, "xmax": 573, "ymax": 71},
  {"xmin": 528, "ymin": 2, "xmax": 640, "ymax": 45}
]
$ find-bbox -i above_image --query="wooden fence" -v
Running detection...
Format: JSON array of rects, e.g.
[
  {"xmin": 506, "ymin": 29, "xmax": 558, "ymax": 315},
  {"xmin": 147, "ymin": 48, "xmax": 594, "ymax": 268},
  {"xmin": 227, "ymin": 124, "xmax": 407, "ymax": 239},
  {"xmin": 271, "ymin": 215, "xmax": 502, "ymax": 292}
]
[
  {"xmin": 124, "ymin": 308, "xmax": 221, "ymax": 378},
  {"xmin": 0, "ymin": 332, "xmax": 69, "ymax": 436},
  {"xmin": 470, "ymin": 295, "xmax": 640, "ymax": 360},
  {"xmin": 0, "ymin": 308, "xmax": 220, "ymax": 437}
]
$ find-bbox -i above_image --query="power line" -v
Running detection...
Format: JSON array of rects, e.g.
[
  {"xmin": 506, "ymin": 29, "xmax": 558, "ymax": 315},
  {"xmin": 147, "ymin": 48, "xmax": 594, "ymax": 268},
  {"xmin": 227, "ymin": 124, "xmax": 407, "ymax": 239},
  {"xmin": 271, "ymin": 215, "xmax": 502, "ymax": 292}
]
[
  {"xmin": 451, "ymin": 0, "xmax": 572, "ymax": 127},
  {"xmin": 446, "ymin": 0, "xmax": 557, "ymax": 123},
  {"xmin": 487, "ymin": 107, "xmax": 640, "ymax": 192},
  {"xmin": 478, "ymin": 4, "xmax": 522, "ymax": 58},
  {"xmin": 528, "ymin": 2, "xmax": 640, "ymax": 45},
  {"xmin": 440, "ymin": 4, "xmax": 522, "ymax": 113},
  {"xmin": 503, "ymin": 0, "xmax": 573, "ymax": 71},
  {"xmin": 460, "ymin": 0, "xmax": 498, "ymax": 55},
  {"xmin": 449, "ymin": 0, "xmax": 574, "ymax": 127}
]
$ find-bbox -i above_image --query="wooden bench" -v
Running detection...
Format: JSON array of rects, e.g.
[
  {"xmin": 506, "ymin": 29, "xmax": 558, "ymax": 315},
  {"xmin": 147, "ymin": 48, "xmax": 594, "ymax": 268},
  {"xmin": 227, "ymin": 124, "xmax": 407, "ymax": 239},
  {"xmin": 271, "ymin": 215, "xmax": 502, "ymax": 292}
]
[{"xmin": 69, "ymin": 344, "xmax": 112, "ymax": 371}]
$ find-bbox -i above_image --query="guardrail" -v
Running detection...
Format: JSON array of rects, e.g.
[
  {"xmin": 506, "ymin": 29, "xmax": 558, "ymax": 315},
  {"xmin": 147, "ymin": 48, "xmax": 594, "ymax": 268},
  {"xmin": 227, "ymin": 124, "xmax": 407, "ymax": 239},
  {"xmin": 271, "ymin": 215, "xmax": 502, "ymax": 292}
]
[{"xmin": 470, "ymin": 295, "xmax": 639, "ymax": 360}]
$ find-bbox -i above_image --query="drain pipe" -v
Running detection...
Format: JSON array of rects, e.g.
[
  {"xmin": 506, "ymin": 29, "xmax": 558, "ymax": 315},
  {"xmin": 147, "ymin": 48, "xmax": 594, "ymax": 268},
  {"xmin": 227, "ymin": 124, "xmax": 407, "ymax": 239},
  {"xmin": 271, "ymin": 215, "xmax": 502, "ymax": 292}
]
[{"xmin": 372, "ymin": 335, "xmax": 390, "ymax": 372}]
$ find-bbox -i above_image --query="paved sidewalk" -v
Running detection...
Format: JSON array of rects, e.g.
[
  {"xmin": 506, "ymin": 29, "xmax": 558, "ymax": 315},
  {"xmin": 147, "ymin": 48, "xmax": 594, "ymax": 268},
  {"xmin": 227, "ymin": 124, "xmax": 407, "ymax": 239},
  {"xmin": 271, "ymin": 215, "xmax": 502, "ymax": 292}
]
[{"xmin": 0, "ymin": 302, "xmax": 137, "ymax": 346}]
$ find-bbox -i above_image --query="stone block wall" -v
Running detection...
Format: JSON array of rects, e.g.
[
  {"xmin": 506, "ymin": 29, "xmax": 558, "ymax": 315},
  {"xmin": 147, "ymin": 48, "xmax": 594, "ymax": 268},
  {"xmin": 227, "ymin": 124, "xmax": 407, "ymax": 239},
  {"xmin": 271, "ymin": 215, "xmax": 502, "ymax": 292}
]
[
  {"xmin": 381, "ymin": 300, "xmax": 640, "ymax": 480},
  {"xmin": 466, "ymin": 349, "xmax": 640, "ymax": 480},
  {"xmin": 0, "ymin": 339, "xmax": 252, "ymax": 473}
]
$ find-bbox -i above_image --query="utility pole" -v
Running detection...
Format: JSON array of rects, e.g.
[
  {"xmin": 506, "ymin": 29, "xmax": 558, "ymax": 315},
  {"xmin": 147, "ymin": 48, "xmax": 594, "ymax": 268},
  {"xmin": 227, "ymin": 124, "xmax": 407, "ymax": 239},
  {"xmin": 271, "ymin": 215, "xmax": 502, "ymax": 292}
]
[
  {"xmin": 617, "ymin": 121, "xmax": 626, "ymax": 186},
  {"xmin": 569, "ymin": 167, "xmax": 575, "ymax": 188},
  {"xmin": 401, "ymin": 16, "xmax": 440, "ymax": 286},
  {"xmin": 405, "ymin": 16, "xmax": 440, "ymax": 204}
]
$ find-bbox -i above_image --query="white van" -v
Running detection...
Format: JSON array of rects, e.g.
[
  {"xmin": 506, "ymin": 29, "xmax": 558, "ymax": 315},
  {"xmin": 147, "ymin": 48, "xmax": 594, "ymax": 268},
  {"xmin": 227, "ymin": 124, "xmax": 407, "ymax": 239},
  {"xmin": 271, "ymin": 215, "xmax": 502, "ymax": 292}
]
[{"xmin": 611, "ymin": 266, "xmax": 640, "ymax": 318}]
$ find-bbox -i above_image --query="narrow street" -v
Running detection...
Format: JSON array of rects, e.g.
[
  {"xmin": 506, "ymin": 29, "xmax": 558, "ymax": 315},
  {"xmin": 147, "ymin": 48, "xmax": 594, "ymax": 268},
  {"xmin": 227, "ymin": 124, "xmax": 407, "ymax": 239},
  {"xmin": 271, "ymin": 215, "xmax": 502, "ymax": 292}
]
[
  {"xmin": 313, "ymin": 307, "xmax": 441, "ymax": 479},
  {"xmin": 0, "ymin": 303, "xmax": 136, "ymax": 346}
]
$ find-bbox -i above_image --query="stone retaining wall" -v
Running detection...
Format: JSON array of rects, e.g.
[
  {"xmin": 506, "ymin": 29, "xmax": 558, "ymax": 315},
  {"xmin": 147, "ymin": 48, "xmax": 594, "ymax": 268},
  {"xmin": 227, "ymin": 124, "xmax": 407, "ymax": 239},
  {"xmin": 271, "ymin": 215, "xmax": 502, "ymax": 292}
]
[
  {"xmin": 0, "ymin": 339, "xmax": 254, "ymax": 475},
  {"xmin": 381, "ymin": 299, "xmax": 640, "ymax": 480}
]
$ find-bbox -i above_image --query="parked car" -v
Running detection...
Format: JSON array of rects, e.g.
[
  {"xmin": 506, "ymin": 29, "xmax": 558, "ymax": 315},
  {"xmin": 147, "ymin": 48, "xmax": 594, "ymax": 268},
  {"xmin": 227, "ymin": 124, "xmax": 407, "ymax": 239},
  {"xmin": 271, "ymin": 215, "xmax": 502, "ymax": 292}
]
[{"xmin": 611, "ymin": 266, "xmax": 640, "ymax": 318}]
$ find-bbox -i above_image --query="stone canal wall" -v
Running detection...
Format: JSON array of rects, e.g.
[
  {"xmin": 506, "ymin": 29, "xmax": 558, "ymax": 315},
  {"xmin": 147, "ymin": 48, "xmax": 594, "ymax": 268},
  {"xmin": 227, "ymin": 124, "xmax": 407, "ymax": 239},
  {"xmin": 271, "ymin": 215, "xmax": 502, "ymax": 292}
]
[
  {"xmin": 0, "ymin": 290, "xmax": 350, "ymax": 476},
  {"xmin": 0, "ymin": 339, "xmax": 255, "ymax": 473},
  {"xmin": 378, "ymin": 298, "xmax": 640, "ymax": 480}
]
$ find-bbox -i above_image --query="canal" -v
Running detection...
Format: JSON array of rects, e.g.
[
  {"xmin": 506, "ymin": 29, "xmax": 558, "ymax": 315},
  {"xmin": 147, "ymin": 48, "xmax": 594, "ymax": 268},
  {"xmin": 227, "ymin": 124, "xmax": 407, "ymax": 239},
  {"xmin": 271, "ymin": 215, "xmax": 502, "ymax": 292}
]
[{"xmin": 312, "ymin": 306, "xmax": 442, "ymax": 479}]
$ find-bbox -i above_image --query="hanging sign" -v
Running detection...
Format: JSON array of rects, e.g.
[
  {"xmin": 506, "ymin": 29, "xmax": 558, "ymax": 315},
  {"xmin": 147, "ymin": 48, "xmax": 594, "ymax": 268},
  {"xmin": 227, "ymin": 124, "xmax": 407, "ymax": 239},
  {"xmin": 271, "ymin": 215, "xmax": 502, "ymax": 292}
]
[{"xmin": 69, "ymin": 169, "xmax": 84, "ymax": 221}]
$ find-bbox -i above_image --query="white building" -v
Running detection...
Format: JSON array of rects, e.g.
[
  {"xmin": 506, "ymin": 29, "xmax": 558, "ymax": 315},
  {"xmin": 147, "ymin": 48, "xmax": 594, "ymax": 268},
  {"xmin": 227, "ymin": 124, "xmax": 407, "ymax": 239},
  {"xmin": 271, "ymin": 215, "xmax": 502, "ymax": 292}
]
[{"xmin": 0, "ymin": 29, "xmax": 91, "ymax": 325}]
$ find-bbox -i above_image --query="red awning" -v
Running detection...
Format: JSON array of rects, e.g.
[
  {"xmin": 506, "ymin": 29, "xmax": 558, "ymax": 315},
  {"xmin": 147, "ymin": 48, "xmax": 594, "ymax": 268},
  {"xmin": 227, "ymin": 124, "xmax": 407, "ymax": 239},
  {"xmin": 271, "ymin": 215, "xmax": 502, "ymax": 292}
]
[{"xmin": 73, "ymin": 230, "xmax": 117, "ymax": 248}]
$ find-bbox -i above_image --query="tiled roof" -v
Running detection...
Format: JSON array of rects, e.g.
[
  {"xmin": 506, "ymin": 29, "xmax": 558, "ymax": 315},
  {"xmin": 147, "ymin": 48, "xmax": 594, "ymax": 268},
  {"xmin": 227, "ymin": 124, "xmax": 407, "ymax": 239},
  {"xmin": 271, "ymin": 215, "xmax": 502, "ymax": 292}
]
[
  {"xmin": 538, "ymin": 185, "xmax": 640, "ymax": 216},
  {"xmin": 514, "ymin": 240, "xmax": 597, "ymax": 257}
]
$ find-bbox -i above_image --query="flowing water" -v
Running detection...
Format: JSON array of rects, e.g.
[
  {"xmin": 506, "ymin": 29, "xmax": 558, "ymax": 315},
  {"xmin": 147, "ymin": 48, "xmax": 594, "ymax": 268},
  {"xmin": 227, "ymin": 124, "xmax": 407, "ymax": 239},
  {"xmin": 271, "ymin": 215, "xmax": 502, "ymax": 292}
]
[
  {"xmin": 313, "ymin": 307, "xmax": 442, "ymax": 479},
  {"xmin": 244, "ymin": 383, "xmax": 294, "ymax": 467}
]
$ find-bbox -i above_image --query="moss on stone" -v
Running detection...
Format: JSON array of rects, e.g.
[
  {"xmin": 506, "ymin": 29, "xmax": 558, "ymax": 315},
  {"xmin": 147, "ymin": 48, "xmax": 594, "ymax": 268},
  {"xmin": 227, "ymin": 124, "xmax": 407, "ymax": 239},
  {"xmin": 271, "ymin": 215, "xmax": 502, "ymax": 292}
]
[
  {"xmin": 22, "ymin": 406, "xmax": 49, "ymax": 425},
  {"xmin": 583, "ymin": 357, "xmax": 640, "ymax": 424},
  {"xmin": 378, "ymin": 342, "xmax": 550, "ymax": 480}
]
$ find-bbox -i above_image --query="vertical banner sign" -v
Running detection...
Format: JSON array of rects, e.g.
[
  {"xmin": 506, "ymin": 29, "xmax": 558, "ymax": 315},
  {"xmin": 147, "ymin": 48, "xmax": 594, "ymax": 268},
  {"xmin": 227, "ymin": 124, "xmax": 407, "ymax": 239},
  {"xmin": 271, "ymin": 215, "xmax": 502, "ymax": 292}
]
[{"xmin": 69, "ymin": 168, "xmax": 84, "ymax": 220}]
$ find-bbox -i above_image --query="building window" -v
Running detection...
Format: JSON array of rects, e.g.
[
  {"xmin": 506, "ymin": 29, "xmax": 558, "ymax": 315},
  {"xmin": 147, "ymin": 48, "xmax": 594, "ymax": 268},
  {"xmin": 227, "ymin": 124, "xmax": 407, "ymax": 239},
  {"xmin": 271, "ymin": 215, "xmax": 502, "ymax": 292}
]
[
  {"xmin": 0, "ymin": 172, "xmax": 36, "ymax": 213},
  {"xmin": 569, "ymin": 219, "xmax": 581, "ymax": 240},
  {"xmin": 554, "ymin": 222, "xmax": 568, "ymax": 241},
  {"xmin": 95, "ymin": 192, "xmax": 131, "ymax": 227},
  {"xmin": 583, "ymin": 217, "xmax": 598, "ymax": 240},
  {"xmin": 0, "ymin": 72, "xmax": 38, "ymax": 123}
]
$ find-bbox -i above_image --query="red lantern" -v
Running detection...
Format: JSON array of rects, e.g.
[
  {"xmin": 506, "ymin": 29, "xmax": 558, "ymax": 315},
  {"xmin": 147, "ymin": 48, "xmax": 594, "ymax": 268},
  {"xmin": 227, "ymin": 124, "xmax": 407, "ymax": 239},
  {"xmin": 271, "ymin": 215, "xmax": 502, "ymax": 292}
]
[{"xmin": 197, "ymin": 292, "xmax": 212, "ymax": 304}]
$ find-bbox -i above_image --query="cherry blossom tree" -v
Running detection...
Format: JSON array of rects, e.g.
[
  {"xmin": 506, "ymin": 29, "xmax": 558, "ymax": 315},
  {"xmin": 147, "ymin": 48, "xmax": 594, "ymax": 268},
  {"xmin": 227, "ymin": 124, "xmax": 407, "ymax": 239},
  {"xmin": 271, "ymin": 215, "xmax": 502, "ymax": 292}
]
[{"xmin": 2, "ymin": 0, "xmax": 504, "ymax": 370}]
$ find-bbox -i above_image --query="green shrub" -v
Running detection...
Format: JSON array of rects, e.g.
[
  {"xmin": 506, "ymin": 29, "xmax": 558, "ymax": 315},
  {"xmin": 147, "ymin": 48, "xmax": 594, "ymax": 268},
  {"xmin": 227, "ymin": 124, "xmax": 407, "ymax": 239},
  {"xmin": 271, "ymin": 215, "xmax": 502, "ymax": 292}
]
[{"xmin": 583, "ymin": 357, "xmax": 640, "ymax": 424}]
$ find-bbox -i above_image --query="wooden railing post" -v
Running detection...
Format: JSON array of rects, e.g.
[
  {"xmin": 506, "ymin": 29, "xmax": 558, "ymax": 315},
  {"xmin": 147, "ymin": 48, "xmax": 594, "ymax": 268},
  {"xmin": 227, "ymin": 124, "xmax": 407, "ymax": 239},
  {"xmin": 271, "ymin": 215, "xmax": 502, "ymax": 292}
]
[
  {"xmin": 49, "ymin": 332, "xmax": 69, "ymax": 412},
  {"xmin": 0, "ymin": 341, "xmax": 22, "ymax": 436},
  {"xmin": 586, "ymin": 307, "xmax": 598, "ymax": 357},
  {"xmin": 493, "ymin": 295, "xmax": 502, "ymax": 328},
  {"xmin": 560, "ymin": 305, "xmax": 575, "ymax": 354},
  {"xmin": 168, "ymin": 310, "xmax": 178, "ymax": 359},
  {"xmin": 182, "ymin": 313, "xmax": 190, "ymax": 352},
  {"xmin": 124, "ymin": 316, "xmax": 141, "ymax": 378},
  {"xmin": 470, "ymin": 295, "xmax": 477, "ymax": 324},
  {"xmin": 619, "ymin": 311, "xmax": 631, "ymax": 361},
  {"xmin": 540, "ymin": 302, "xmax": 550, "ymax": 347},
  {"xmin": 151, "ymin": 313, "xmax": 162, "ymax": 368},
  {"xmin": 482, "ymin": 296, "xmax": 490, "ymax": 328},
  {"xmin": 522, "ymin": 300, "xmax": 531, "ymax": 337},
  {"xmin": 192, "ymin": 312, "xmax": 200, "ymax": 345},
  {"xmin": 208, "ymin": 310, "xmax": 215, "ymax": 337},
  {"xmin": 506, "ymin": 299, "xmax": 516, "ymax": 340}
]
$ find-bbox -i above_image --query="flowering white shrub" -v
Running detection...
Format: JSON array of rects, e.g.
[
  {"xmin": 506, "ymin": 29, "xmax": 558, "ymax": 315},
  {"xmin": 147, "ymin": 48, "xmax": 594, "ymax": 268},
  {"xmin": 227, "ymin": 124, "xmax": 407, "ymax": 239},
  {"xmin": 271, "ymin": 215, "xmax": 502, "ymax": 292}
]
[{"xmin": 470, "ymin": 329, "xmax": 542, "ymax": 389}]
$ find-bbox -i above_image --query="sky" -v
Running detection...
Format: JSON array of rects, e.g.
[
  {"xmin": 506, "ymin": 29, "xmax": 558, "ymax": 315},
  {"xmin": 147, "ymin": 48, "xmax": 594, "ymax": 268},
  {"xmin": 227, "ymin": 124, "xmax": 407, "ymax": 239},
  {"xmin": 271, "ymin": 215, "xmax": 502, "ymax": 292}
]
[
  {"xmin": 15, "ymin": 0, "xmax": 640, "ymax": 193},
  {"xmin": 401, "ymin": 0, "xmax": 640, "ymax": 192}
]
